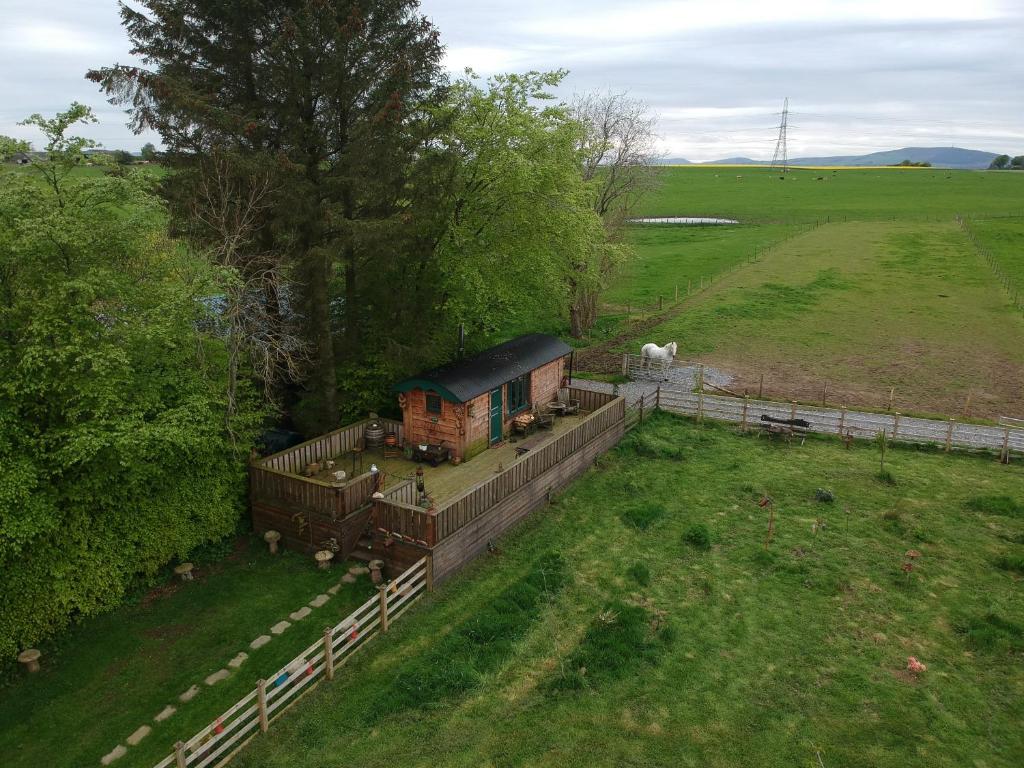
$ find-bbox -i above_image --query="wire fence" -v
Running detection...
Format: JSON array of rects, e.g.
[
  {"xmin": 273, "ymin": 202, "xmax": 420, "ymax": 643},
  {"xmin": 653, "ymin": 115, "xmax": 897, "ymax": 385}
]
[{"xmin": 957, "ymin": 214, "xmax": 1024, "ymax": 315}]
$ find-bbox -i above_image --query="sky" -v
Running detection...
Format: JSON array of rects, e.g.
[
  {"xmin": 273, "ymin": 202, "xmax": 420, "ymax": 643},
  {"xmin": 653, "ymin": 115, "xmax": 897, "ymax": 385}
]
[{"xmin": 1, "ymin": 0, "xmax": 1021, "ymax": 161}]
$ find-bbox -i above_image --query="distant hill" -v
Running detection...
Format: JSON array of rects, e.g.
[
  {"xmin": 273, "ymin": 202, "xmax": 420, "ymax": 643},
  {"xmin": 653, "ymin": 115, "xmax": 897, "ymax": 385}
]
[
  {"xmin": 661, "ymin": 157, "xmax": 692, "ymax": 165},
  {"xmin": 698, "ymin": 146, "xmax": 999, "ymax": 170}
]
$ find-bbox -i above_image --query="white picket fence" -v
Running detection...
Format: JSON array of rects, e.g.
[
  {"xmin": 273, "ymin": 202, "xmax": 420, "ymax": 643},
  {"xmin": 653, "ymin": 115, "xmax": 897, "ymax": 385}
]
[{"xmin": 153, "ymin": 556, "xmax": 431, "ymax": 768}]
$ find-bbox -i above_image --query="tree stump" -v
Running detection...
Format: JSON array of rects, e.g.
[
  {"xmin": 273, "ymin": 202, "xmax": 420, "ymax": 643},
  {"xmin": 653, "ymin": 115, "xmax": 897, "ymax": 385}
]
[
  {"xmin": 17, "ymin": 648, "xmax": 41, "ymax": 674},
  {"xmin": 174, "ymin": 563, "xmax": 194, "ymax": 581},
  {"xmin": 314, "ymin": 550, "xmax": 334, "ymax": 570}
]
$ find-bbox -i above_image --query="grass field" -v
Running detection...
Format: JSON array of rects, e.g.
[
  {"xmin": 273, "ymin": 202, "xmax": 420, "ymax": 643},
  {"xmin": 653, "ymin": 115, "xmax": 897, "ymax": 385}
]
[
  {"xmin": 0, "ymin": 541, "xmax": 374, "ymax": 768},
  {"xmin": 625, "ymin": 220, "xmax": 1024, "ymax": 418},
  {"xmin": 223, "ymin": 412, "xmax": 1024, "ymax": 768},
  {"xmin": 966, "ymin": 216, "xmax": 1024, "ymax": 299},
  {"xmin": 639, "ymin": 166, "xmax": 1024, "ymax": 223}
]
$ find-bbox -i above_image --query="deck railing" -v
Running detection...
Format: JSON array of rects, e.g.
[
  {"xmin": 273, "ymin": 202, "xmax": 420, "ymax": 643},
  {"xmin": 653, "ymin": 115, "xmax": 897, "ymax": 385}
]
[{"xmin": 259, "ymin": 417, "xmax": 404, "ymax": 475}]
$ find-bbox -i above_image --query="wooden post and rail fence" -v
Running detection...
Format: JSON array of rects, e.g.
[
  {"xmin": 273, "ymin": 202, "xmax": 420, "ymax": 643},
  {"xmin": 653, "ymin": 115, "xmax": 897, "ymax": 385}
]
[{"xmin": 155, "ymin": 556, "xmax": 432, "ymax": 768}]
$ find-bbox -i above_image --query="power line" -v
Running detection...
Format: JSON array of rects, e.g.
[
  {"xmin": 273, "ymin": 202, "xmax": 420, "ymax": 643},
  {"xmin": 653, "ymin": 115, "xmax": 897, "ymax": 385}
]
[{"xmin": 769, "ymin": 97, "xmax": 789, "ymax": 174}]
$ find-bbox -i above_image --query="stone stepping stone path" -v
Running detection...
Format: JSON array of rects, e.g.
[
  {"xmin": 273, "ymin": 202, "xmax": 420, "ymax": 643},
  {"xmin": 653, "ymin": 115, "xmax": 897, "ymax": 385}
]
[
  {"xmin": 270, "ymin": 620, "xmax": 291, "ymax": 635},
  {"xmin": 126, "ymin": 725, "xmax": 151, "ymax": 746},
  {"xmin": 228, "ymin": 652, "xmax": 248, "ymax": 669},
  {"xmin": 204, "ymin": 669, "xmax": 230, "ymax": 686},
  {"xmin": 179, "ymin": 684, "xmax": 200, "ymax": 703},
  {"xmin": 101, "ymin": 745, "xmax": 127, "ymax": 765},
  {"xmin": 99, "ymin": 572, "xmax": 357, "ymax": 764}
]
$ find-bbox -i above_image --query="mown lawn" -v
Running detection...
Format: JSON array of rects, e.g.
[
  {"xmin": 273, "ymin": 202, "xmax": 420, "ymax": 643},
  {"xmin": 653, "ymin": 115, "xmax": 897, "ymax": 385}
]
[
  {"xmin": 0, "ymin": 540, "xmax": 374, "ymax": 768},
  {"xmin": 229, "ymin": 412, "xmax": 1024, "ymax": 768},
  {"xmin": 639, "ymin": 166, "xmax": 1024, "ymax": 223}
]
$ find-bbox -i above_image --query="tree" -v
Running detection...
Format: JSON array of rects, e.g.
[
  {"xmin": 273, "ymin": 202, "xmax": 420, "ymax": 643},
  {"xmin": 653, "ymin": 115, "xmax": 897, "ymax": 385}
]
[
  {"xmin": 989, "ymin": 154, "xmax": 1010, "ymax": 170},
  {"xmin": 1011, "ymin": 156, "xmax": 1024, "ymax": 170},
  {"xmin": 113, "ymin": 149, "xmax": 135, "ymax": 165},
  {"xmin": 568, "ymin": 90, "xmax": 660, "ymax": 336},
  {"xmin": 0, "ymin": 105, "xmax": 257, "ymax": 658},
  {"xmin": 140, "ymin": 141, "xmax": 157, "ymax": 161},
  {"xmin": 0, "ymin": 135, "xmax": 31, "ymax": 161},
  {"xmin": 88, "ymin": 0, "xmax": 449, "ymax": 433}
]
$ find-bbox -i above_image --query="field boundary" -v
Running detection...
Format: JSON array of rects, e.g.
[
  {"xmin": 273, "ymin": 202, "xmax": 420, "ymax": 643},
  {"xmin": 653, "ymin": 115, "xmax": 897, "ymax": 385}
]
[
  {"xmin": 151, "ymin": 557, "xmax": 430, "ymax": 768},
  {"xmin": 636, "ymin": 381, "xmax": 1024, "ymax": 460},
  {"xmin": 957, "ymin": 214, "xmax": 1024, "ymax": 316}
]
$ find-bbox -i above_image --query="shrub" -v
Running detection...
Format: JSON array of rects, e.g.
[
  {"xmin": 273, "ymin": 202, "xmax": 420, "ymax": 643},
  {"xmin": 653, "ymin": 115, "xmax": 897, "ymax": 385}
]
[
  {"xmin": 683, "ymin": 524, "xmax": 712, "ymax": 550},
  {"xmin": 815, "ymin": 488, "xmax": 835, "ymax": 503},
  {"xmin": 626, "ymin": 562, "xmax": 651, "ymax": 587},
  {"xmin": 620, "ymin": 503, "xmax": 666, "ymax": 531},
  {"xmin": 624, "ymin": 430, "xmax": 686, "ymax": 461},
  {"xmin": 966, "ymin": 495, "xmax": 1023, "ymax": 518},
  {"xmin": 877, "ymin": 470, "xmax": 897, "ymax": 485}
]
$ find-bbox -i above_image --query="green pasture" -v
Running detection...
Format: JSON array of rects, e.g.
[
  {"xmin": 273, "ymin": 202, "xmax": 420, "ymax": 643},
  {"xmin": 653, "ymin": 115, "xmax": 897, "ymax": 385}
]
[
  {"xmin": 632, "ymin": 220, "xmax": 1024, "ymax": 419},
  {"xmin": 604, "ymin": 223, "xmax": 804, "ymax": 309},
  {"xmin": 966, "ymin": 216, "xmax": 1024, "ymax": 298},
  {"xmin": 0, "ymin": 543, "xmax": 374, "ymax": 768},
  {"xmin": 639, "ymin": 166, "xmax": 1024, "ymax": 223},
  {"xmin": 224, "ymin": 412, "xmax": 1024, "ymax": 768}
]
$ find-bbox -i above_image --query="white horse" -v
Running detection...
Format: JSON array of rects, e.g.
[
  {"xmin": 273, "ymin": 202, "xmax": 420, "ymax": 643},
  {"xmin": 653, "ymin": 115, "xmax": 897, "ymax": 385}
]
[{"xmin": 640, "ymin": 341, "xmax": 677, "ymax": 378}]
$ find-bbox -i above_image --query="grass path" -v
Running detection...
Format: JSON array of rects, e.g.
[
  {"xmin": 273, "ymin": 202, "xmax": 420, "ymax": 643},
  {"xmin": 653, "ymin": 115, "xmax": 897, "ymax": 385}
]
[
  {"xmin": 617, "ymin": 220, "xmax": 1024, "ymax": 419},
  {"xmin": 228, "ymin": 412, "xmax": 1024, "ymax": 768},
  {"xmin": 0, "ymin": 541, "xmax": 374, "ymax": 768}
]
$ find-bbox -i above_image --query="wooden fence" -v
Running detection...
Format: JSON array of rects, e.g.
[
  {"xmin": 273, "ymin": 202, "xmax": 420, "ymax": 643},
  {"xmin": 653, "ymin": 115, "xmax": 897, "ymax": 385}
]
[
  {"xmin": 958, "ymin": 215, "xmax": 1024, "ymax": 315},
  {"xmin": 259, "ymin": 417, "xmax": 404, "ymax": 474},
  {"xmin": 152, "ymin": 556, "xmax": 431, "ymax": 768},
  {"xmin": 651, "ymin": 386, "xmax": 1024, "ymax": 460},
  {"xmin": 434, "ymin": 394, "xmax": 625, "ymax": 541}
]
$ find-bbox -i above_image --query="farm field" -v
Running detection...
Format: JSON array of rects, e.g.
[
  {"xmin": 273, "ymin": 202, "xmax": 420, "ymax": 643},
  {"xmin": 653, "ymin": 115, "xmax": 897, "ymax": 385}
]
[
  {"xmin": 227, "ymin": 412, "xmax": 1024, "ymax": 768},
  {"xmin": 965, "ymin": 216, "xmax": 1024, "ymax": 298},
  {"xmin": 640, "ymin": 166, "xmax": 1024, "ymax": 222},
  {"xmin": 625, "ymin": 220, "xmax": 1024, "ymax": 418},
  {"xmin": 0, "ymin": 542, "xmax": 374, "ymax": 768}
]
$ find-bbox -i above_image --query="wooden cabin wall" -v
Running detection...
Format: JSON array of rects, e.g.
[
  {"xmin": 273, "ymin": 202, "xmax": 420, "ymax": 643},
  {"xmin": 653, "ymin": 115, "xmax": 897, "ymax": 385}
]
[
  {"xmin": 401, "ymin": 389, "xmax": 466, "ymax": 459},
  {"xmin": 463, "ymin": 392, "xmax": 492, "ymax": 459},
  {"xmin": 529, "ymin": 358, "xmax": 565, "ymax": 409}
]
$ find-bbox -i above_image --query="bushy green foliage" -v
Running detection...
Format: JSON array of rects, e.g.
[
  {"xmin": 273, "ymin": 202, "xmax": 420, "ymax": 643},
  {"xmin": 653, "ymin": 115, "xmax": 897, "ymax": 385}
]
[
  {"xmin": 367, "ymin": 552, "xmax": 567, "ymax": 719},
  {"xmin": 548, "ymin": 601, "xmax": 672, "ymax": 691},
  {"xmin": 0, "ymin": 106, "xmax": 256, "ymax": 659},
  {"xmin": 683, "ymin": 523, "xmax": 712, "ymax": 550}
]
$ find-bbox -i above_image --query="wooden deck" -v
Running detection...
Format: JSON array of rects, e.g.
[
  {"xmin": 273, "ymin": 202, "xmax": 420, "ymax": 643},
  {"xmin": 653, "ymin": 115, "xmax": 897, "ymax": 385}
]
[{"xmin": 361, "ymin": 412, "xmax": 589, "ymax": 506}]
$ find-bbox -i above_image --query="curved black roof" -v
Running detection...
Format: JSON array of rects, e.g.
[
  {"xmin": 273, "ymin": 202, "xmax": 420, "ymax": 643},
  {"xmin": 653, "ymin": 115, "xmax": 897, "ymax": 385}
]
[{"xmin": 394, "ymin": 333, "xmax": 572, "ymax": 403}]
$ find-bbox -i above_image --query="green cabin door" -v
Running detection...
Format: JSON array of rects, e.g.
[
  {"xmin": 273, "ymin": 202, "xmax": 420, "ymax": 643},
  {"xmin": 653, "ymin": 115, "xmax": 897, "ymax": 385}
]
[{"xmin": 489, "ymin": 388, "xmax": 503, "ymax": 445}]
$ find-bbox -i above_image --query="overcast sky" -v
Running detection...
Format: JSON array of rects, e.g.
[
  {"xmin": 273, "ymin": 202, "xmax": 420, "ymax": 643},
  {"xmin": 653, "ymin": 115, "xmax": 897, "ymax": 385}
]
[{"xmin": 2, "ymin": 0, "xmax": 1021, "ymax": 161}]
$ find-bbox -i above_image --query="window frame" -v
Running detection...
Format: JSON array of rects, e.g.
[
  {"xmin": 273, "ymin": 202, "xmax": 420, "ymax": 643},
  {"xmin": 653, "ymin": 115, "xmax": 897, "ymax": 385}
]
[
  {"xmin": 506, "ymin": 373, "xmax": 531, "ymax": 416},
  {"xmin": 425, "ymin": 392, "xmax": 443, "ymax": 415}
]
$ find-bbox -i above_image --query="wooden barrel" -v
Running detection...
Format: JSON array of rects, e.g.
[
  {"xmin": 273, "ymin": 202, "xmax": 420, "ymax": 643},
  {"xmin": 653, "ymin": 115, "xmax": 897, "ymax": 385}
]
[{"xmin": 364, "ymin": 421, "xmax": 385, "ymax": 448}]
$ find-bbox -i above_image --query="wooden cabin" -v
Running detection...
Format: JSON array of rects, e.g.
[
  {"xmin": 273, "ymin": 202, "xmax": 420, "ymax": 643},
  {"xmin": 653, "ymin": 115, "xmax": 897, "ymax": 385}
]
[{"xmin": 393, "ymin": 333, "xmax": 573, "ymax": 462}]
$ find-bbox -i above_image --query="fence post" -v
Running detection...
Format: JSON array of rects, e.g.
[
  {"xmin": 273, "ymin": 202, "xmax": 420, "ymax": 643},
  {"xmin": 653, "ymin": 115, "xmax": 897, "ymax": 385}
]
[
  {"xmin": 622, "ymin": 353, "xmax": 628, "ymax": 377},
  {"xmin": 324, "ymin": 627, "xmax": 335, "ymax": 681},
  {"xmin": 790, "ymin": 401, "xmax": 797, "ymax": 421},
  {"xmin": 656, "ymin": 385, "xmax": 661, "ymax": 409},
  {"xmin": 378, "ymin": 585, "xmax": 389, "ymax": 633},
  {"xmin": 888, "ymin": 387, "xmax": 895, "ymax": 411},
  {"xmin": 1001, "ymin": 427, "xmax": 1011, "ymax": 464},
  {"xmin": 174, "ymin": 742, "xmax": 187, "ymax": 768},
  {"xmin": 892, "ymin": 412, "xmax": 901, "ymax": 440},
  {"xmin": 963, "ymin": 390, "xmax": 973, "ymax": 418},
  {"xmin": 639, "ymin": 394, "xmax": 645, "ymax": 426},
  {"xmin": 821, "ymin": 381, "xmax": 828, "ymax": 407},
  {"xmin": 838, "ymin": 406, "xmax": 846, "ymax": 435},
  {"xmin": 758, "ymin": 374, "xmax": 764, "ymax": 399},
  {"xmin": 257, "ymin": 679, "xmax": 269, "ymax": 733},
  {"xmin": 425, "ymin": 553, "xmax": 435, "ymax": 592},
  {"xmin": 945, "ymin": 419, "xmax": 956, "ymax": 452},
  {"xmin": 426, "ymin": 508, "xmax": 437, "ymax": 547},
  {"xmin": 741, "ymin": 397, "xmax": 749, "ymax": 431},
  {"xmin": 697, "ymin": 366, "xmax": 705, "ymax": 422}
]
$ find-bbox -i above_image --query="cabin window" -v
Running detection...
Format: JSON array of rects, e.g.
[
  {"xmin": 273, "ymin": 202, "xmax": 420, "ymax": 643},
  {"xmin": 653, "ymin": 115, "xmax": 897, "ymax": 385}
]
[
  {"xmin": 507, "ymin": 373, "xmax": 530, "ymax": 415},
  {"xmin": 425, "ymin": 392, "xmax": 443, "ymax": 414}
]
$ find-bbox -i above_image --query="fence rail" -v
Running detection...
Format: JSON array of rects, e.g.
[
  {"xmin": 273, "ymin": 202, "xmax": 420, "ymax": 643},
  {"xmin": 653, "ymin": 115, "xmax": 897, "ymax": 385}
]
[
  {"xmin": 153, "ymin": 556, "xmax": 430, "ymax": 768},
  {"xmin": 259, "ymin": 417, "xmax": 404, "ymax": 475},
  {"xmin": 652, "ymin": 387, "xmax": 1024, "ymax": 460},
  {"xmin": 433, "ymin": 394, "xmax": 626, "ymax": 541}
]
